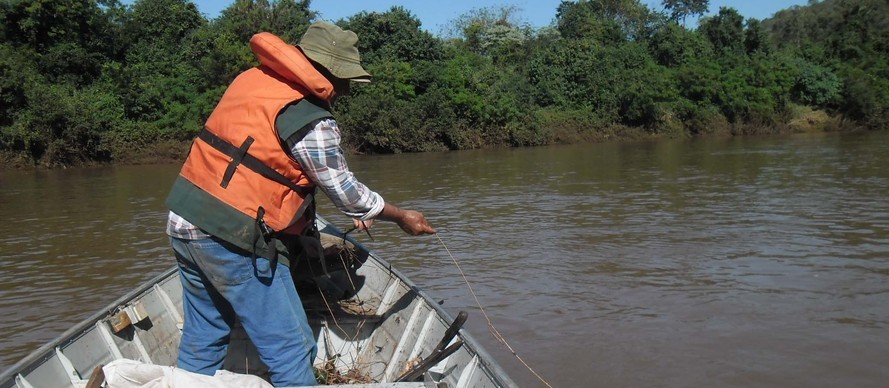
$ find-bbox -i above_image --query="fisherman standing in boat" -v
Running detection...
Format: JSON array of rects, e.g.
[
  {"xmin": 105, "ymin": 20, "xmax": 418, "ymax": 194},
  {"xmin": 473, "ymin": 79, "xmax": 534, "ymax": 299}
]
[{"xmin": 164, "ymin": 21, "xmax": 436, "ymax": 386}]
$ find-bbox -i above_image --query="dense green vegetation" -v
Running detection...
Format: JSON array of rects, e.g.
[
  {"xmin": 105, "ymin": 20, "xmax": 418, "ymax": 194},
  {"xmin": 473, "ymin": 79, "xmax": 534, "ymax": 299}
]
[{"xmin": 1, "ymin": 0, "xmax": 886, "ymax": 167}]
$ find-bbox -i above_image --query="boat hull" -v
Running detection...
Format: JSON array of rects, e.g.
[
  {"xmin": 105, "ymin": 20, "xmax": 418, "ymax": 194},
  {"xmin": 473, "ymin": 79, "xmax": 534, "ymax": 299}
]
[{"xmin": 1, "ymin": 217, "xmax": 516, "ymax": 387}]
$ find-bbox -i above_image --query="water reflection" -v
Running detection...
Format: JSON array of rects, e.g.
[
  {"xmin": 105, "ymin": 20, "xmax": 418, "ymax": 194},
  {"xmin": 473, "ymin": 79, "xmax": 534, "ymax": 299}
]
[{"xmin": 2, "ymin": 131, "xmax": 889, "ymax": 387}]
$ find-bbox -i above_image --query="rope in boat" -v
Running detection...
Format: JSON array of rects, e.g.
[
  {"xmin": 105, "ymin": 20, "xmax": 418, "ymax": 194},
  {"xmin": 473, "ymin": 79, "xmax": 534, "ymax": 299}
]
[{"xmin": 435, "ymin": 233, "xmax": 555, "ymax": 388}]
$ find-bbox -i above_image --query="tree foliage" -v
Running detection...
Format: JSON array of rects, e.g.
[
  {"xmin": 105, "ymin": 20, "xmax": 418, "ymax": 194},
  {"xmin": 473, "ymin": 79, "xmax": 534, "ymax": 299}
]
[
  {"xmin": 339, "ymin": 6, "xmax": 441, "ymax": 63},
  {"xmin": 215, "ymin": 0, "xmax": 313, "ymax": 43},
  {"xmin": 448, "ymin": 5, "xmax": 530, "ymax": 61},
  {"xmin": 556, "ymin": 0, "xmax": 659, "ymax": 43},
  {"xmin": 648, "ymin": 21, "xmax": 711, "ymax": 67},
  {"xmin": 764, "ymin": 0, "xmax": 889, "ymax": 127},
  {"xmin": 699, "ymin": 7, "xmax": 745, "ymax": 54},
  {"xmin": 1, "ymin": 0, "xmax": 886, "ymax": 167},
  {"xmin": 662, "ymin": 0, "xmax": 708, "ymax": 24}
]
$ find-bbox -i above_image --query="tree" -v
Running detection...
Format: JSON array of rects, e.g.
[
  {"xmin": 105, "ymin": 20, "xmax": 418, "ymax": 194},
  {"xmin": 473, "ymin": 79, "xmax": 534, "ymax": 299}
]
[
  {"xmin": 648, "ymin": 22, "xmax": 711, "ymax": 67},
  {"xmin": 840, "ymin": 68, "xmax": 889, "ymax": 127},
  {"xmin": 556, "ymin": 0, "xmax": 658, "ymax": 43},
  {"xmin": 1, "ymin": 0, "xmax": 123, "ymax": 85},
  {"xmin": 334, "ymin": 8, "xmax": 444, "ymax": 152},
  {"xmin": 792, "ymin": 58, "xmax": 840, "ymax": 106},
  {"xmin": 743, "ymin": 18, "xmax": 770, "ymax": 55},
  {"xmin": 762, "ymin": 0, "xmax": 889, "ymax": 125},
  {"xmin": 124, "ymin": 0, "xmax": 205, "ymax": 46},
  {"xmin": 0, "ymin": 43, "xmax": 38, "ymax": 130},
  {"xmin": 662, "ymin": 0, "xmax": 708, "ymax": 24},
  {"xmin": 448, "ymin": 5, "xmax": 529, "ymax": 60},
  {"xmin": 699, "ymin": 7, "xmax": 744, "ymax": 54},
  {"xmin": 339, "ymin": 7, "xmax": 442, "ymax": 64},
  {"xmin": 215, "ymin": 0, "xmax": 313, "ymax": 44},
  {"xmin": 2, "ymin": 0, "xmax": 118, "ymax": 52},
  {"xmin": 191, "ymin": 0, "xmax": 314, "ymax": 89},
  {"xmin": 116, "ymin": 0, "xmax": 206, "ymax": 130}
]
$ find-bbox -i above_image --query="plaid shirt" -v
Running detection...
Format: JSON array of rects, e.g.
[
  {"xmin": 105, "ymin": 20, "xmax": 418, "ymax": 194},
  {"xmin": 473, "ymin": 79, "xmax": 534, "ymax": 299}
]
[{"xmin": 167, "ymin": 118, "xmax": 384, "ymax": 239}]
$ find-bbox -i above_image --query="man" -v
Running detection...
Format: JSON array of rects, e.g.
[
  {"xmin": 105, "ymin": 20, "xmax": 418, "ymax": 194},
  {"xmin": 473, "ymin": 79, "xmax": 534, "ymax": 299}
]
[{"xmin": 164, "ymin": 21, "xmax": 435, "ymax": 386}]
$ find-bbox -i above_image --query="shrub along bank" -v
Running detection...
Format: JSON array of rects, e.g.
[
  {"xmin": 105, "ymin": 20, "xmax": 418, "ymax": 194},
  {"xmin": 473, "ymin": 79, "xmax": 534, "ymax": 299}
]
[{"xmin": 0, "ymin": 0, "xmax": 885, "ymax": 168}]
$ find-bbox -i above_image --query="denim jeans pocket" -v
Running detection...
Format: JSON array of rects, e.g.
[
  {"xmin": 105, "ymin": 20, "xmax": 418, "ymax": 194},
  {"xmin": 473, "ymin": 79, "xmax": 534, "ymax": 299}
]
[{"xmin": 189, "ymin": 238, "xmax": 254, "ymax": 286}]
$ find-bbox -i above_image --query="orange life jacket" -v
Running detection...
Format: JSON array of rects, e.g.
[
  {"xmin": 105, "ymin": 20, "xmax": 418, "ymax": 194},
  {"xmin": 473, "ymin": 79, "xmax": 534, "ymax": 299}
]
[{"xmin": 166, "ymin": 32, "xmax": 334, "ymax": 258}]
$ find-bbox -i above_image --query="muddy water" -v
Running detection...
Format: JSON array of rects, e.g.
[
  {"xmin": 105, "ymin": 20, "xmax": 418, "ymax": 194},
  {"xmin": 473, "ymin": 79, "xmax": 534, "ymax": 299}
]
[{"xmin": 1, "ymin": 130, "xmax": 888, "ymax": 387}]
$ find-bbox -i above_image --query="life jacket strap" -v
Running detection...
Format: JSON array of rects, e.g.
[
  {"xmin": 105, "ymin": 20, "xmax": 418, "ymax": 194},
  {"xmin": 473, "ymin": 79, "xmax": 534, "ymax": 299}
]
[
  {"xmin": 221, "ymin": 136, "xmax": 254, "ymax": 188},
  {"xmin": 197, "ymin": 128, "xmax": 312, "ymax": 196}
]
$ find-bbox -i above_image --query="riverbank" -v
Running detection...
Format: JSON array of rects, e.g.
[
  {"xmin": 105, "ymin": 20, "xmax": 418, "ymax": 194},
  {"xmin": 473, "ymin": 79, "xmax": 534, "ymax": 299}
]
[{"xmin": 0, "ymin": 108, "xmax": 865, "ymax": 171}]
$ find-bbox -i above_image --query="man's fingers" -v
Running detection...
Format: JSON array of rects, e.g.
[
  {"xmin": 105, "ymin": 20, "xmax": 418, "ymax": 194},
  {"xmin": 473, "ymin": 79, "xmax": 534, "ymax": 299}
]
[{"xmin": 353, "ymin": 218, "xmax": 374, "ymax": 231}]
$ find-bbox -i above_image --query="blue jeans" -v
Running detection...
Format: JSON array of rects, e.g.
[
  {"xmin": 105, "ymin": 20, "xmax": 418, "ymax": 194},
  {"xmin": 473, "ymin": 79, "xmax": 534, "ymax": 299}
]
[{"xmin": 170, "ymin": 236, "xmax": 317, "ymax": 386}]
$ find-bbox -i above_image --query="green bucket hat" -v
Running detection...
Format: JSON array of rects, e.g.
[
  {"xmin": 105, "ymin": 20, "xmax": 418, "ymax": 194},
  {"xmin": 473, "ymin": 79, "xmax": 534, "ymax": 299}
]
[{"xmin": 298, "ymin": 21, "xmax": 371, "ymax": 82}]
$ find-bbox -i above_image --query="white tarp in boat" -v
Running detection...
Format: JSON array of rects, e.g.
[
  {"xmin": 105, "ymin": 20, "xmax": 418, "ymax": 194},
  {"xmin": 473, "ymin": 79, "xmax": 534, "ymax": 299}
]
[{"xmin": 102, "ymin": 359, "xmax": 273, "ymax": 388}]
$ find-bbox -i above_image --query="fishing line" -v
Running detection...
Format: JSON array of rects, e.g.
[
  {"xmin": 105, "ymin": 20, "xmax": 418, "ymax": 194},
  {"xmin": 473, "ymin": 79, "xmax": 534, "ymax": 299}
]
[{"xmin": 435, "ymin": 233, "xmax": 555, "ymax": 388}]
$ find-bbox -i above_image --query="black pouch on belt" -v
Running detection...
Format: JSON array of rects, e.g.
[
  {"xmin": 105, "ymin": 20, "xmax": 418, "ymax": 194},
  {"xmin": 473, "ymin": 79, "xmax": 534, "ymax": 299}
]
[{"xmin": 251, "ymin": 207, "xmax": 279, "ymax": 277}]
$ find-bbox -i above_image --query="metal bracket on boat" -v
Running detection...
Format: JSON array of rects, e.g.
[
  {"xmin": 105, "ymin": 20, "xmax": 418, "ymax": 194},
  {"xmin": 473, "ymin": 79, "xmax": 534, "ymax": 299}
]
[
  {"xmin": 395, "ymin": 310, "xmax": 468, "ymax": 382},
  {"xmin": 107, "ymin": 301, "xmax": 149, "ymax": 333}
]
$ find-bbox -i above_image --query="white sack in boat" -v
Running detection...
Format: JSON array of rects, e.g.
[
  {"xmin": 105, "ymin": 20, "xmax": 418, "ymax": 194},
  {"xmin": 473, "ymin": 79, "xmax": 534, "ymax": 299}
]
[{"xmin": 102, "ymin": 359, "xmax": 273, "ymax": 388}]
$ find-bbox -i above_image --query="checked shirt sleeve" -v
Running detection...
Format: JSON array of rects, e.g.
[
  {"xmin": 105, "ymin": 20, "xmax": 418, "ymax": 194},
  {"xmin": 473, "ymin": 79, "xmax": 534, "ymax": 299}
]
[{"xmin": 287, "ymin": 118, "xmax": 385, "ymax": 220}]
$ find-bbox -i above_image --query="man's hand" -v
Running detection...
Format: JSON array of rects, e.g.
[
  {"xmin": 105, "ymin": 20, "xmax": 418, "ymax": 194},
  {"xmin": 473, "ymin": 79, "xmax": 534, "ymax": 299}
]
[
  {"xmin": 353, "ymin": 218, "xmax": 374, "ymax": 231},
  {"xmin": 395, "ymin": 210, "xmax": 436, "ymax": 235},
  {"xmin": 375, "ymin": 203, "xmax": 437, "ymax": 236}
]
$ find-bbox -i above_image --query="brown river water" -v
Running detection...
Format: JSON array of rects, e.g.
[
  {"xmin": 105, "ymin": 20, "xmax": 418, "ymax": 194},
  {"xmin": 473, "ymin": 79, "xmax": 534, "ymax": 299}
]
[{"xmin": 1, "ymin": 131, "xmax": 888, "ymax": 387}]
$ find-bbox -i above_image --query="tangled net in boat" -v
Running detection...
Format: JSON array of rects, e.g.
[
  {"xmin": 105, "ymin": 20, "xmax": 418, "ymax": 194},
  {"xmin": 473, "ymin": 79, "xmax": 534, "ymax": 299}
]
[
  {"xmin": 336, "ymin": 297, "xmax": 374, "ymax": 316},
  {"xmin": 313, "ymin": 358, "xmax": 374, "ymax": 385}
]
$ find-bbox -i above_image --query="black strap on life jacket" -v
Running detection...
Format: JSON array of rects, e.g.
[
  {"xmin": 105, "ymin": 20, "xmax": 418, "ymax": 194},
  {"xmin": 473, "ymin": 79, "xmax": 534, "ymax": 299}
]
[
  {"xmin": 197, "ymin": 128, "xmax": 312, "ymax": 196},
  {"xmin": 220, "ymin": 136, "xmax": 254, "ymax": 189}
]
